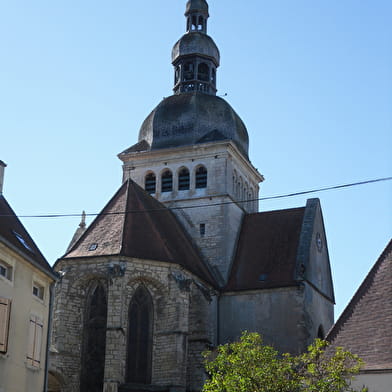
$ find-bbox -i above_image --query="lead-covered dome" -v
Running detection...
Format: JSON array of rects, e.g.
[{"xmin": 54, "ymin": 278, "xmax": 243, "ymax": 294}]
[
  {"xmin": 186, "ymin": 0, "xmax": 209, "ymax": 14},
  {"xmin": 172, "ymin": 33, "xmax": 220, "ymax": 66},
  {"xmin": 137, "ymin": 92, "xmax": 249, "ymax": 158}
]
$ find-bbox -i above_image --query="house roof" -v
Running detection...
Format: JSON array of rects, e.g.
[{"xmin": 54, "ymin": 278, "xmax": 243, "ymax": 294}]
[
  {"xmin": 64, "ymin": 179, "xmax": 216, "ymax": 287},
  {"xmin": 0, "ymin": 195, "xmax": 54, "ymax": 278},
  {"xmin": 326, "ymin": 239, "xmax": 392, "ymax": 371},
  {"xmin": 225, "ymin": 207, "xmax": 306, "ymax": 291}
]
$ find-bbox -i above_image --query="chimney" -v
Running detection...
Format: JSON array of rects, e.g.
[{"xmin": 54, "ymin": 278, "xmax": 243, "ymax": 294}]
[{"xmin": 0, "ymin": 160, "xmax": 6, "ymax": 195}]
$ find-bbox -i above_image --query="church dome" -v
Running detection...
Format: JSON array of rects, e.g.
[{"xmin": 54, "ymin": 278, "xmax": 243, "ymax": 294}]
[
  {"xmin": 172, "ymin": 33, "xmax": 220, "ymax": 66},
  {"xmin": 138, "ymin": 92, "xmax": 249, "ymax": 157}
]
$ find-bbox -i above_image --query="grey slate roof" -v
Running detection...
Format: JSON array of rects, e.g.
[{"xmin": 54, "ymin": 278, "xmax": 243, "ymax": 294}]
[
  {"xmin": 126, "ymin": 92, "xmax": 249, "ymax": 158},
  {"xmin": 0, "ymin": 195, "xmax": 54, "ymax": 278},
  {"xmin": 327, "ymin": 239, "xmax": 392, "ymax": 371},
  {"xmin": 225, "ymin": 207, "xmax": 306, "ymax": 291},
  {"xmin": 64, "ymin": 179, "xmax": 217, "ymax": 287}
]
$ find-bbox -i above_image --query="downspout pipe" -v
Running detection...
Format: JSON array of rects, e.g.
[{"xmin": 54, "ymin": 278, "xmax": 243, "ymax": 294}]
[{"xmin": 43, "ymin": 281, "xmax": 56, "ymax": 392}]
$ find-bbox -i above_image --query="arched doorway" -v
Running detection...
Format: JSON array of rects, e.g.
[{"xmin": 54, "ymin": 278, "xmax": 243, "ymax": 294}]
[{"xmin": 126, "ymin": 285, "xmax": 154, "ymax": 384}]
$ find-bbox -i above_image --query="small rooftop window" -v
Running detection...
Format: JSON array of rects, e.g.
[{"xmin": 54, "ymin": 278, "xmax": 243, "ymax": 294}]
[
  {"xmin": 258, "ymin": 273, "xmax": 268, "ymax": 282},
  {"xmin": 12, "ymin": 230, "xmax": 34, "ymax": 253},
  {"xmin": 88, "ymin": 243, "xmax": 98, "ymax": 251}
]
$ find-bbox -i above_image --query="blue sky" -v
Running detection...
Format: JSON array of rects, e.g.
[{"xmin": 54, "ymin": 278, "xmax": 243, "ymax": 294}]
[{"xmin": 1, "ymin": 1, "xmax": 391, "ymax": 319}]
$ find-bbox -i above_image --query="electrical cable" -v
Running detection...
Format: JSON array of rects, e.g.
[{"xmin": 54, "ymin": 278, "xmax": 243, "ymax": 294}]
[{"xmin": 1, "ymin": 176, "xmax": 391, "ymax": 219}]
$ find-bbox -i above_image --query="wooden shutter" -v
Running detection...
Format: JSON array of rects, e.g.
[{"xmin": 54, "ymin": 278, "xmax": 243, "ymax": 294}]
[
  {"xmin": 27, "ymin": 315, "xmax": 43, "ymax": 367},
  {"xmin": 0, "ymin": 298, "xmax": 11, "ymax": 353}
]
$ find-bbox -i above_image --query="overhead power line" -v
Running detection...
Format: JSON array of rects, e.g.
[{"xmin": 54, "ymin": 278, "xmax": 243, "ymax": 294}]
[{"xmin": 1, "ymin": 176, "xmax": 391, "ymax": 219}]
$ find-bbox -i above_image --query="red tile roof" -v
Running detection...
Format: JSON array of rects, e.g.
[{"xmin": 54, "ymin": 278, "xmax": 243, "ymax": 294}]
[
  {"xmin": 327, "ymin": 240, "xmax": 392, "ymax": 371},
  {"xmin": 225, "ymin": 207, "xmax": 306, "ymax": 291},
  {"xmin": 64, "ymin": 180, "xmax": 216, "ymax": 286},
  {"xmin": 0, "ymin": 195, "xmax": 54, "ymax": 277}
]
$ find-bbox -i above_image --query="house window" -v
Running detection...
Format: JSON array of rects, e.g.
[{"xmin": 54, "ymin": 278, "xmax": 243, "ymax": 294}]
[
  {"xmin": 126, "ymin": 285, "xmax": 153, "ymax": 384},
  {"xmin": 178, "ymin": 168, "xmax": 190, "ymax": 190},
  {"xmin": 199, "ymin": 223, "xmax": 206, "ymax": 237},
  {"xmin": 145, "ymin": 173, "xmax": 156, "ymax": 194},
  {"xmin": 0, "ymin": 261, "xmax": 12, "ymax": 281},
  {"xmin": 195, "ymin": 166, "xmax": 207, "ymax": 189},
  {"xmin": 27, "ymin": 315, "xmax": 43, "ymax": 368},
  {"xmin": 161, "ymin": 170, "xmax": 173, "ymax": 192},
  {"xmin": 33, "ymin": 282, "xmax": 44, "ymax": 300},
  {"xmin": 0, "ymin": 298, "xmax": 11, "ymax": 354}
]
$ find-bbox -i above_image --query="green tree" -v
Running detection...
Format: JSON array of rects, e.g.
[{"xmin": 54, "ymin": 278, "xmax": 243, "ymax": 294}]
[{"xmin": 203, "ymin": 332, "xmax": 367, "ymax": 392}]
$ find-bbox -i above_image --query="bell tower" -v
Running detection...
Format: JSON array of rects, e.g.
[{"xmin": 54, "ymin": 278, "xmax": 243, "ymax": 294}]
[{"xmin": 119, "ymin": 0, "xmax": 263, "ymax": 285}]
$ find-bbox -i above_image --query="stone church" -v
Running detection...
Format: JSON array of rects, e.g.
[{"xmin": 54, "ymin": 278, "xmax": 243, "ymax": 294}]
[{"xmin": 49, "ymin": 1, "xmax": 334, "ymax": 391}]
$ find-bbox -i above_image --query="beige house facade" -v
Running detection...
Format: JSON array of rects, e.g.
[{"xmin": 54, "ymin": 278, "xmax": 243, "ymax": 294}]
[{"xmin": 0, "ymin": 160, "xmax": 57, "ymax": 392}]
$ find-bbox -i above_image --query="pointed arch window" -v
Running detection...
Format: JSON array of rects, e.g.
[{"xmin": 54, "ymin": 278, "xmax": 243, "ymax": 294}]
[
  {"xmin": 80, "ymin": 283, "xmax": 108, "ymax": 392},
  {"xmin": 161, "ymin": 170, "xmax": 173, "ymax": 192},
  {"xmin": 178, "ymin": 167, "xmax": 190, "ymax": 190},
  {"xmin": 126, "ymin": 286, "xmax": 153, "ymax": 384},
  {"xmin": 195, "ymin": 166, "xmax": 208, "ymax": 189},
  {"xmin": 145, "ymin": 173, "xmax": 156, "ymax": 194}
]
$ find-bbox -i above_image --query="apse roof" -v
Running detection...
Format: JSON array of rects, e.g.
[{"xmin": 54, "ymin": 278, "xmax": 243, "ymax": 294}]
[
  {"xmin": 326, "ymin": 239, "xmax": 392, "ymax": 371},
  {"xmin": 64, "ymin": 180, "xmax": 216, "ymax": 287},
  {"xmin": 0, "ymin": 195, "xmax": 54, "ymax": 278},
  {"xmin": 225, "ymin": 207, "xmax": 306, "ymax": 291}
]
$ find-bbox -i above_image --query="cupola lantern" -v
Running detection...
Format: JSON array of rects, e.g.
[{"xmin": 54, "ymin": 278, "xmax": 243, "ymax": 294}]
[{"xmin": 172, "ymin": 0, "xmax": 220, "ymax": 95}]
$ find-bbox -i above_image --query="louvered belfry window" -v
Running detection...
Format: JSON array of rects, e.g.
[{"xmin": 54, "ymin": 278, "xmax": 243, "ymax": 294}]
[
  {"xmin": 178, "ymin": 168, "xmax": 190, "ymax": 190},
  {"xmin": 80, "ymin": 284, "xmax": 108, "ymax": 392},
  {"xmin": 195, "ymin": 166, "xmax": 208, "ymax": 188},
  {"xmin": 0, "ymin": 298, "xmax": 11, "ymax": 353},
  {"xmin": 145, "ymin": 173, "xmax": 156, "ymax": 194},
  {"xmin": 161, "ymin": 170, "xmax": 173, "ymax": 193},
  {"xmin": 126, "ymin": 285, "xmax": 153, "ymax": 384}
]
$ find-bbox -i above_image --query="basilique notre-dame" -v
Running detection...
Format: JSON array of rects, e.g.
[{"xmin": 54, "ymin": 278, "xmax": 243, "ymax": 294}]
[{"xmin": 48, "ymin": 1, "xmax": 335, "ymax": 391}]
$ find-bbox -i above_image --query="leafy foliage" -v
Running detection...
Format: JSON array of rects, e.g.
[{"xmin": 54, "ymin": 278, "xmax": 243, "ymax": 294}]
[{"xmin": 203, "ymin": 332, "xmax": 367, "ymax": 392}]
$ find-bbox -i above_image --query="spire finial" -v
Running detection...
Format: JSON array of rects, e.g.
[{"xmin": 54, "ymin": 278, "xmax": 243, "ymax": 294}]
[
  {"xmin": 79, "ymin": 210, "xmax": 86, "ymax": 228},
  {"xmin": 185, "ymin": 0, "xmax": 209, "ymax": 34}
]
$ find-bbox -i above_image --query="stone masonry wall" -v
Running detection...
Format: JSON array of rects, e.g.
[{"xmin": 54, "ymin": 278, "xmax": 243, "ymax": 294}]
[{"xmin": 50, "ymin": 255, "xmax": 214, "ymax": 392}]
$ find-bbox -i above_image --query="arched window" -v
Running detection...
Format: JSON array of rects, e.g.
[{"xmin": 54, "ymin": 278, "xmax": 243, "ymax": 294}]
[
  {"xmin": 174, "ymin": 65, "xmax": 180, "ymax": 85},
  {"xmin": 126, "ymin": 286, "xmax": 154, "ymax": 384},
  {"xmin": 232, "ymin": 171, "xmax": 237, "ymax": 194},
  {"xmin": 161, "ymin": 170, "xmax": 173, "ymax": 192},
  {"xmin": 184, "ymin": 62, "xmax": 194, "ymax": 81},
  {"xmin": 198, "ymin": 63, "xmax": 209, "ymax": 81},
  {"xmin": 80, "ymin": 283, "xmax": 108, "ymax": 392},
  {"xmin": 195, "ymin": 166, "xmax": 207, "ymax": 189},
  {"xmin": 197, "ymin": 16, "xmax": 205, "ymax": 31},
  {"xmin": 317, "ymin": 325, "xmax": 325, "ymax": 339},
  {"xmin": 145, "ymin": 173, "xmax": 156, "ymax": 194},
  {"xmin": 211, "ymin": 68, "xmax": 216, "ymax": 85},
  {"xmin": 178, "ymin": 167, "xmax": 190, "ymax": 190}
]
